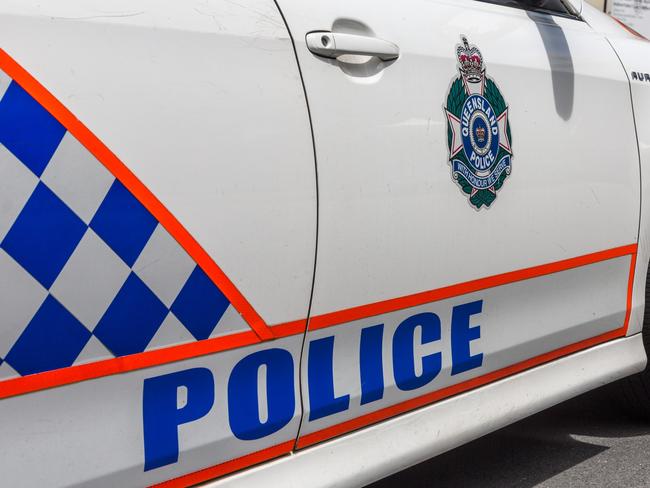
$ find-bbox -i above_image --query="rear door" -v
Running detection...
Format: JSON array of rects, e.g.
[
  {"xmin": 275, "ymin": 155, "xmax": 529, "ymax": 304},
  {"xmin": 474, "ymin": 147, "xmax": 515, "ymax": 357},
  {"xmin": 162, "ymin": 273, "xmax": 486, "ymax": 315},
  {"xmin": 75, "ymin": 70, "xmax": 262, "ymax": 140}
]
[
  {"xmin": 0, "ymin": 1, "xmax": 315, "ymax": 486},
  {"xmin": 275, "ymin": 0, "xmax": 640, "ymax": 447}
]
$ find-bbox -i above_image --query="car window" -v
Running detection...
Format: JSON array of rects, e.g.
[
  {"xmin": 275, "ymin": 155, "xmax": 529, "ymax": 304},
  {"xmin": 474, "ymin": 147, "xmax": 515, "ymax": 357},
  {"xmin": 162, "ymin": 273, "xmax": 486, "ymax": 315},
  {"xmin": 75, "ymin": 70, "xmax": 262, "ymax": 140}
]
[{"xmin": 475, "ymin": 0, "xmax": 580, "ymax": 18}]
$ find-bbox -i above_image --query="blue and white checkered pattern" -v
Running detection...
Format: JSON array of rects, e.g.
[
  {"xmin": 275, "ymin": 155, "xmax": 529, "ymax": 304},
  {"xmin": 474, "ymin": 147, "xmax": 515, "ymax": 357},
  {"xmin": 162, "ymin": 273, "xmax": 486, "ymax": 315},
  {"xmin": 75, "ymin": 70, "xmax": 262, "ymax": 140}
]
[{"xmin": 0, "ymin": 72, "xmax": 250, "ymax": 380}]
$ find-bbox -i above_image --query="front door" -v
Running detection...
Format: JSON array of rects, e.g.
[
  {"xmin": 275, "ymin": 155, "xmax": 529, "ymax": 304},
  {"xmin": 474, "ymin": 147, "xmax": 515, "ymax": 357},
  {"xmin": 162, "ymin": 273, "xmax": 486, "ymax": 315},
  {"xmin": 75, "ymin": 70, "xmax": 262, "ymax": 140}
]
[{"xmin": 275, "ymin": 0, "xmax": 640, "ymax": 447}]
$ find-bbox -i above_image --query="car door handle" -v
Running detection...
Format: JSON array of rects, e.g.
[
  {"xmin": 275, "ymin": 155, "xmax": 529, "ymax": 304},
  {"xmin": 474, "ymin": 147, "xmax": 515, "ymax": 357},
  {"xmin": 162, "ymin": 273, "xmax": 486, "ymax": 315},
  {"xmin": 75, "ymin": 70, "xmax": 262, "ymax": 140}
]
[{"xmin": 306, "ymin": 31, "xmax": 399, "ymax": 61}]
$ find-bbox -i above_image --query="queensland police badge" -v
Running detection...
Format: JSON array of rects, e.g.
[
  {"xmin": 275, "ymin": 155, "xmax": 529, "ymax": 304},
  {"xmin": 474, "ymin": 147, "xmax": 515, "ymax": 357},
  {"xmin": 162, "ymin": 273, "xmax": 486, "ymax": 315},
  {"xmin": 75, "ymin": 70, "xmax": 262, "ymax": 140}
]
[{"xmin": 444, "ymin": 36, "xmax": 513, "ymax": 209}]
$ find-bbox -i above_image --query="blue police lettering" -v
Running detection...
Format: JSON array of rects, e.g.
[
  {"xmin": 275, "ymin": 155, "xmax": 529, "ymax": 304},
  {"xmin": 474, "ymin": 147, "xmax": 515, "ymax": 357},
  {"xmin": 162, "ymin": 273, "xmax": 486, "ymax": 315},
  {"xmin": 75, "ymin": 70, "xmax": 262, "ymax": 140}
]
[
  {"xmin": 308, "ymin": 336, "xmax": 350, "ymax": 420},
  {"xmin": 451, "ymin": 300, "xmax": 484, "ymax": 375},
  {"xmin": 393, "ymin": 312, "xmax": 442, "ymax": 391},
  {"xmin": 143, "ymin": 368, "xmax": 214, "ymax": 471},
  {"xmin": 142, "ymin": 299, "xmax": 485, "ymax": 470},
  {"xmin": 142, "ymin": 350, "xmax": 295, "ymax": 470},
  {"xmin": 228, "ymin": 348, "xmax": 295, "ymax": 440},
  {"xmin": 359, "ymin": 324, "xmax": 385, "ymax": 405},
  {"xmin": 307, "ymin": 299, "xmax": 485, "ymax": 415}
]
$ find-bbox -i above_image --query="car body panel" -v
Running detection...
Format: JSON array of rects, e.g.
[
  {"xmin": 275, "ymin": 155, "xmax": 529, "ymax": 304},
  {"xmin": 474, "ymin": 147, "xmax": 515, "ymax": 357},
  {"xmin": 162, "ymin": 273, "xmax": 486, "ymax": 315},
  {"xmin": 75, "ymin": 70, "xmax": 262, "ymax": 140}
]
[
  {"xmin": 0, "ymin": 0, "xmax": 315, "ymax": 485},
  {"xmin": 0, "ymin": 1, "xmax": 649, "ymax": 487},
  {"xmin": 274, "ymin": 0, "xmax": 641, "ymax": 447},
  {"xmin": 277, "ymin": 0, "xmax": 639, "ymax": 317},
  {"xmin": 0, "ymin": 0, "xmax": 317, "ymax": 328},
  {"xmin": 297, "ymin": 253, "xmax": 634, "ymax": 446},
  {"xmin": 581, "ymin": 3, "xmax": 650, "ymax": 339}
]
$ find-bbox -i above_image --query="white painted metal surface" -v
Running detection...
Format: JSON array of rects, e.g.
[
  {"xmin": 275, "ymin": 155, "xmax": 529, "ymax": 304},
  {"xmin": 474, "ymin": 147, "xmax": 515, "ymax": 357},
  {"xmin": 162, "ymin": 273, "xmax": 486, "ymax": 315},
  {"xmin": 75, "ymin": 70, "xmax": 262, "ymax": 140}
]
[
  {"xmin": 603, "ymin": 29, "xmax": 650, "ymax": 337},
  {"xmin": 580, "ymin": 2, "xmax": 650, "ymax": 338},
  {"xmin": 277, "ymin": 0, "xmax": 639, "ymax": 316},
  {"xmin": 0, "ymin": 0, "xmax": 317, "ymax": 326}
]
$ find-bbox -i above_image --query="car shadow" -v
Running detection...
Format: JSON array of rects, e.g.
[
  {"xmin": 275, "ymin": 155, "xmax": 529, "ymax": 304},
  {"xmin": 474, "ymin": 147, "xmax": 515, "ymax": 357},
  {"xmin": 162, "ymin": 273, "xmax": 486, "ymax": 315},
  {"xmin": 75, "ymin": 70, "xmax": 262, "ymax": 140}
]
[{"xmin": 367, "ymin": 383, "xmax": 650, "ymax": 488}]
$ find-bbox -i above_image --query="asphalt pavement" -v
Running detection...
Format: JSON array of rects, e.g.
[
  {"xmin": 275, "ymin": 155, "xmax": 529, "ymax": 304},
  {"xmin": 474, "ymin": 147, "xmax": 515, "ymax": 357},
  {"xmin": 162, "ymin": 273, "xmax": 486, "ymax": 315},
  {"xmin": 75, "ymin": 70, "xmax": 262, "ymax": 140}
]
[{"xmin": 368, "ymin": 383, "xmax": 650, "ymax": 488}]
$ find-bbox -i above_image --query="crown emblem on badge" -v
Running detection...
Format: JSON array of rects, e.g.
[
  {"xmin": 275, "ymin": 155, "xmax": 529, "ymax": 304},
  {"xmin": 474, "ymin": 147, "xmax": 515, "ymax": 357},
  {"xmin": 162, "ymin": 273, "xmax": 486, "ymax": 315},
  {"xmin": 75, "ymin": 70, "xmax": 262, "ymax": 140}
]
[
  {"xmin": 475, "ymin": 126, "xmax": 486, "ymax": 142},
  {"xmin": 456, "ymin": 36, "xmax": 484, "ymax": 83}
]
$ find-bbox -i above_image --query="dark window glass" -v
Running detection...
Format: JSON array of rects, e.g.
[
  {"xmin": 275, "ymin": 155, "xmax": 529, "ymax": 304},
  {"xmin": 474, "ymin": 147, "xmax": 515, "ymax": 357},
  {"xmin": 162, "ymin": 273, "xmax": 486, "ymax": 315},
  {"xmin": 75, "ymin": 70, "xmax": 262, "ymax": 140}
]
[{"xmin": 475, "ymin": 0, "xmax": 580, "ymax": 18}]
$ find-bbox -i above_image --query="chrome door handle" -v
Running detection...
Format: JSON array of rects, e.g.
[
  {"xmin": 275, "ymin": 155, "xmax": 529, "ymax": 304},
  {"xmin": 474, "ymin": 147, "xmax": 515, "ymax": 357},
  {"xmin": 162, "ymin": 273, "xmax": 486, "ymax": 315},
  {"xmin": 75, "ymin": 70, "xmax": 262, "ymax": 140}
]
[{"xmin": 306, "ymin": 31, "xmax": 399, "ymax": 61}]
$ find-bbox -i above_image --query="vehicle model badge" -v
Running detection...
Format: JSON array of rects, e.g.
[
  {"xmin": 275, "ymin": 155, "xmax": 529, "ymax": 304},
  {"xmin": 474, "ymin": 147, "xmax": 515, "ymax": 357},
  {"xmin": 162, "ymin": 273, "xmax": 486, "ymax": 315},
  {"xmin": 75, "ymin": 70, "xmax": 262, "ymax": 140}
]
[{"xmin": 444, "ymin": 36, "xmax": 513, "ymax": 209}]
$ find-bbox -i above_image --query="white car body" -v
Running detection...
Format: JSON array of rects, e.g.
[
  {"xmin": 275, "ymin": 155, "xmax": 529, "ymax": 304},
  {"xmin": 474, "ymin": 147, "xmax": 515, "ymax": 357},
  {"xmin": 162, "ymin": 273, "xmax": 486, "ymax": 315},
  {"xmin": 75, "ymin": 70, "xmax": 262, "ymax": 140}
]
[{"xmin": 0, "ymin": 0, "xmax": 648, "ymax": 486}]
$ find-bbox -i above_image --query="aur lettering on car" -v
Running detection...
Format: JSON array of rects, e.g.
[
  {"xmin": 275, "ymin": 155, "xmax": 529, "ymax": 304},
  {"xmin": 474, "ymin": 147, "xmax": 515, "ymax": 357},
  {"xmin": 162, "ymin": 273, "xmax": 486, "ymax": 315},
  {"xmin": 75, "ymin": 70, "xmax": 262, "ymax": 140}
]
[{"xmin": 631, "ymin": 71, "xmax": 650, "ymax": 82}]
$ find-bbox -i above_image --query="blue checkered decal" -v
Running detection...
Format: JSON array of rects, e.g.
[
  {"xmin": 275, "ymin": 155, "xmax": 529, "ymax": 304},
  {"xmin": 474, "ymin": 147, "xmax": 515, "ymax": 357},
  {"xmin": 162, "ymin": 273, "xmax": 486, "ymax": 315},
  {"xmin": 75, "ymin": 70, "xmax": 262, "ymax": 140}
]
[{"xmin": 0, "ymin": 73, "xmax": 251, "ymax": 381}]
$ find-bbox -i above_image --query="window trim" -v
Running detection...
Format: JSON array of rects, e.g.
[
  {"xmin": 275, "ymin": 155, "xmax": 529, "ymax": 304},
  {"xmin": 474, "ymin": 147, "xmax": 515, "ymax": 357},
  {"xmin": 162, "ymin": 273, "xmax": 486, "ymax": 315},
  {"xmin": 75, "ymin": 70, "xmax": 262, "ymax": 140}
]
[{"xmin": 473, "ymin": 0, "xmax": 584, "ymax": 21}]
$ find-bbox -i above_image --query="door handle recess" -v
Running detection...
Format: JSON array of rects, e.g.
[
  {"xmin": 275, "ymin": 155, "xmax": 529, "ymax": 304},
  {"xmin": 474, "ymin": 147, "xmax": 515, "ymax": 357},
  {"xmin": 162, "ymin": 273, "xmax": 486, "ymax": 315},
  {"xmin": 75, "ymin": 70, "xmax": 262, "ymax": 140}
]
[{"xmin": 306, "ymin": 31, "xmax": 399, "ymax": 61}]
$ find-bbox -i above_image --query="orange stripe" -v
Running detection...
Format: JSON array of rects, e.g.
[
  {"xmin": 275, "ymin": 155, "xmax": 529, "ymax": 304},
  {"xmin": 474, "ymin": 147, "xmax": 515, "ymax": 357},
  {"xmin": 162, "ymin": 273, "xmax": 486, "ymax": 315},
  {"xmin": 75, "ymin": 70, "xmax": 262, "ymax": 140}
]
[
  {"xmin": 297, "ymin": 326, "xmax": 627, "ymax": 449},
  {"xmin": 623, "ymin": 251, "xmax": 638, "ymax": 333},
  {"xmin": 150, "ymin": 440, "xmax": 294, "ymax": 488},
  {"xmin": 270, "ymin": 319, "xmax": 308, "ymax": 338},
  {"xmin": 0, "ymin": 246, "xmax": 636, "ymax": 399},
  {"xmin": 309, "ymin": 244, "xmax": 638, "ymax": 330},
  {"xmin": 0, "ymin": 48, "xmax": 274, "ymax": 342},
  {"xmin": 0, "ymin": 330, "xmax": 260, "ymax": 400}
]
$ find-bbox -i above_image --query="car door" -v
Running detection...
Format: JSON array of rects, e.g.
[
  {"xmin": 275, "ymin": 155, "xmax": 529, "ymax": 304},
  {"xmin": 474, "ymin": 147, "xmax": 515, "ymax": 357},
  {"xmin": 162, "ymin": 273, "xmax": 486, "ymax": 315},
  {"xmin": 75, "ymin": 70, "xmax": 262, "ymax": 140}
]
[
  {"xmin": 0, "ymin": 0, "xmax": 315, "ymax": 486},
  {"xmin": 273, "ymin": 0, "xmax": 640, "ymax": 447}
]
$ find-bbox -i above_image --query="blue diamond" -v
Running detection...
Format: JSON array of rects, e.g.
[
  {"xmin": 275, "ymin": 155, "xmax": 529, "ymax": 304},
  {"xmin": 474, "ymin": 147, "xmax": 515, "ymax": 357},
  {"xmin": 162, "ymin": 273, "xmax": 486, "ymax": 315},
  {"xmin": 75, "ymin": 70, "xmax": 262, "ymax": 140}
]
[
  {"xmin": 2, "ymin": 182, "xmax": 86, "ymax": 288},
  {"xmin": 5, "ymin": 295, "xmax": 91, "ymax": 375},
  {"xmin": 171, "ymin": 266, "xmax": 230, "ymax": 340},
  {"xmin": 90, "ymin": 180, "xmax": 157, "ymax": 266},
  {"xmin": 0, "ymin": 81, "xmax": 66, "ymax": 176},
  {"xmin": 94, "ymin": 273, "xmax": 168, "ymax": 356}
]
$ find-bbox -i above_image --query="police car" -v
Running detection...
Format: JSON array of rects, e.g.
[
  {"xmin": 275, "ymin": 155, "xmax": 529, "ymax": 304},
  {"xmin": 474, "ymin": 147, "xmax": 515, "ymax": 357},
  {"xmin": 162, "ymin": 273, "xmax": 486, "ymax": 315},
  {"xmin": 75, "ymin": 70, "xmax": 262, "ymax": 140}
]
[{"xmin": 0, "ymin": 0, "xmax": 649, "ymax": 486}]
